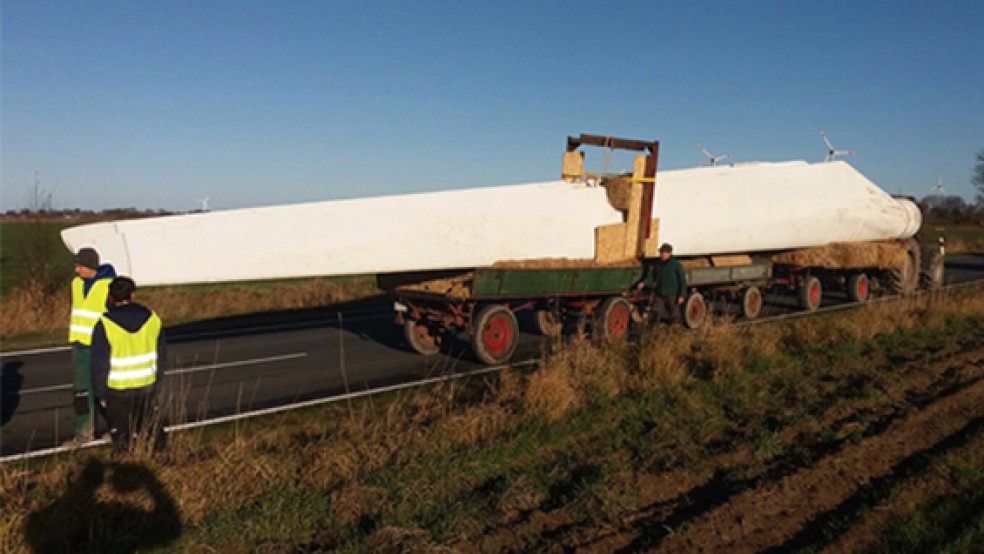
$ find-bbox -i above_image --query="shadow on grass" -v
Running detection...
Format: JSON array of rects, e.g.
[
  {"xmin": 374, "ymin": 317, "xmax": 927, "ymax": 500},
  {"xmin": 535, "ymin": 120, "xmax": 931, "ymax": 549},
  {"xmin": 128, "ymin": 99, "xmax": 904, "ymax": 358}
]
[{"xmin": 23, "ymin": 458, "xmax": 181, "ymax": 553}]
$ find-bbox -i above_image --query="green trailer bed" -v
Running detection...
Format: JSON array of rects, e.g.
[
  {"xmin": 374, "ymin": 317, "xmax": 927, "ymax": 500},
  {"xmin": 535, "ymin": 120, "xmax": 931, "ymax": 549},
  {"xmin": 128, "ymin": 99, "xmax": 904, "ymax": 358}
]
[{"xmin": 390, "ymin": 261, "xmax": 772, "ymax": 300}]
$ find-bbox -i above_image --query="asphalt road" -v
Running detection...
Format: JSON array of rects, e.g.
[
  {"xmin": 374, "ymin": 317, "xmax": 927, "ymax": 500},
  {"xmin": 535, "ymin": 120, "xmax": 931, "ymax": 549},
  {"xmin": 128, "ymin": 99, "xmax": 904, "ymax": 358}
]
[{"xmin": 3, "ymin": 255, "xmax": 983, "ymax": 457}]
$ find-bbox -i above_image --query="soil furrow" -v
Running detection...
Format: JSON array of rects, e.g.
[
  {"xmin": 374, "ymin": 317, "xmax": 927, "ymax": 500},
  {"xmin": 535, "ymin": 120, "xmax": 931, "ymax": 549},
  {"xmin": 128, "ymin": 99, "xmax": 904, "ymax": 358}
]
[
  {"xmin": 654, "ymin": 376, "xmax": 984, "ymax": 553},
  {"xmin": 467, "ymin": 348, "xmax": 984, "ymax": 553}
]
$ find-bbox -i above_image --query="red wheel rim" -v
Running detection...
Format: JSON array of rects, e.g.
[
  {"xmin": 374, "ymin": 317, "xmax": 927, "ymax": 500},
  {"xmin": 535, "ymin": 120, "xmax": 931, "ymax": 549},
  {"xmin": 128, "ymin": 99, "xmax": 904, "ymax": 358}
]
[
  {"xmin": 746, "ymin": 290, "xmax": 761, "ymax": 314},
  {"xmin": 688, "ymin": 298, "xmax": 704, "ymax": 322},
  {"xmin": 857, "ymin": 276, "xmax": 867, "ymax": 298},
  {"xmin": 482, "ymin": 313, "xmax": 512, "ymax": 356},
  {"xmin": 607, "ymin": 303, "xmax": 629, "ymax": 337},
  {"xmin": 809, "ymin": 282, "xmax": 821, "ymax": 306},
  {"xmin": 415, "ymin": 325, "xmax": 436, "ymax": 348}
]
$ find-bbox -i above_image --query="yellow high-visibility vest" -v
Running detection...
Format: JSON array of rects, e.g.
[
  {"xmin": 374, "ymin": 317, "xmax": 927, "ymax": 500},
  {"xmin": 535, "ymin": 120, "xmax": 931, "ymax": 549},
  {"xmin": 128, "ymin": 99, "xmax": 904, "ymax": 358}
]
[
  {"xmin": 69, "ymin": 277, "xmax": 112, "ymax": 345},
  {"xmin": 101, "ymin": 312, "xmax": 162, "ymax": 391}
]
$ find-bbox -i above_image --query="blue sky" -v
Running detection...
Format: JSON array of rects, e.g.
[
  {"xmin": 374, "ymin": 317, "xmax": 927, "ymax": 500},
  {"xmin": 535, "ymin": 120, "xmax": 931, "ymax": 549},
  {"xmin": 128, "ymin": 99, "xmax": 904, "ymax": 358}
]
[{"xmin": 3, "ymin": 1, "xmax": 983, "ymax": 211}]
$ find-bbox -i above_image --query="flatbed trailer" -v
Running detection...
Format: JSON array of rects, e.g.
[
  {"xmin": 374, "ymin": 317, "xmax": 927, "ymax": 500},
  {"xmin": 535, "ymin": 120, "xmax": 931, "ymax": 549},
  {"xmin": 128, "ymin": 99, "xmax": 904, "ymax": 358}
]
[{"xmin": 380, "ymin": 260, "xmax": 773, "ymax": 365}]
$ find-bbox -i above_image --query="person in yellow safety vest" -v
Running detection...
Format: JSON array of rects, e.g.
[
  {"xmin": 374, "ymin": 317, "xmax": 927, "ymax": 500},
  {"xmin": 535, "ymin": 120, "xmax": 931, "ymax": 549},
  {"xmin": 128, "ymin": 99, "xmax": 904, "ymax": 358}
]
[
  {"xmin": 68, "ymin": 247, "xmax": 116, "ymax": 442},
  {"xmin": 89, "ymin": 276, "xmax": 167, "ymax": 455}
]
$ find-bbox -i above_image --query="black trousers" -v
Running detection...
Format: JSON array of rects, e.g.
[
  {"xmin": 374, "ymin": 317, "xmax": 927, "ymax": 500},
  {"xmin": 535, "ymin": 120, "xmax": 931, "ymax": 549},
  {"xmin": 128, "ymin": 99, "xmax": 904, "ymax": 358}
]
[
  {"xmin": 650, "ymin": 294, "xmax": 681, "ymax": 325},
  {"xmin": 104, "ymin": 388, "xmax": 165, "ymax": 454}
]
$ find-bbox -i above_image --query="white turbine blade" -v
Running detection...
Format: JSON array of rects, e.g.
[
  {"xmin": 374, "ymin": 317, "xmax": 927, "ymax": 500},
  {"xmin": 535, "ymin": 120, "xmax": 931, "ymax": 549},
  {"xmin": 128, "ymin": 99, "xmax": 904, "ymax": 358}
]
[{"xmin": 820, "ymin": 129, "xmax": 835, "ymax": 151}]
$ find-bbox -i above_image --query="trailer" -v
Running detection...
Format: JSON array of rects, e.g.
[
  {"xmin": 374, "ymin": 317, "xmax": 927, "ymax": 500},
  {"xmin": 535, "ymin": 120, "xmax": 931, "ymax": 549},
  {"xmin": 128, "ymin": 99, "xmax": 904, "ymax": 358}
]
[{"xmin": 380, "ymin": 259, "xmax": 772, "ymax": 365}]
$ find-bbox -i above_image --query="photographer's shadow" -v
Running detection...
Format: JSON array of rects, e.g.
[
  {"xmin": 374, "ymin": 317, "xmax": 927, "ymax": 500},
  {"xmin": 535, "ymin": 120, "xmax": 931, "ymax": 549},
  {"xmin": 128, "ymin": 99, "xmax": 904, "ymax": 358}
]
[{"xmin": 24, "ymin": 458, "xmax": 181, "ymax": 553}]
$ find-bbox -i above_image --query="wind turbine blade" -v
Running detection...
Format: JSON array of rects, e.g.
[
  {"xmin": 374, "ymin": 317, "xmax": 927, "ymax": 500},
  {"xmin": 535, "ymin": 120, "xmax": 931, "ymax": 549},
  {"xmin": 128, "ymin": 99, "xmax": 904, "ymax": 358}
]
[{"xmin": 819, "ymin": 129, "xmax": 835, "ymax": 150}]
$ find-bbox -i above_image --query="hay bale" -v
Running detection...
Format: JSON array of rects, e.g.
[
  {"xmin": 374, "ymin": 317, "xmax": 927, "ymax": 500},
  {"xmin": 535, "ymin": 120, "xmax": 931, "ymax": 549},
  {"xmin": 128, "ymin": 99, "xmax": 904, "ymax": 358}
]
[
  {"xmin": 643, "ymin": 218, "xmax": 661, "ymax": 257},
  {"xmin": 680, "ymin": 257, "xmax": 712, "ymax": 269},
  {"xmin": 623, "ymin": 182, "xmax": 645, "ymax": 258},
  {"xmin": 562, "ymin": 151, "xmax": 584, "ymax": 179},
  {"xmin": 491, "ymin": 257, "xmax": 637, "ymax": 269},
  {"xmin": 601, "ymin": 176, "xmax": 633, "ymax": 212},
  {"xmin": 398, "ymin": 273, "xmax": 474, "ymax": 297},
  {"xmin": 595, "ymin": 223, "xmax": 630, "ymax": 264},
  {"xmin": 711, "ymin": 254, "xmax": 752, "ymax": 267},
  {"xmin": 771, "ymin": 241, "xmax": 906, "ymax": 269}
]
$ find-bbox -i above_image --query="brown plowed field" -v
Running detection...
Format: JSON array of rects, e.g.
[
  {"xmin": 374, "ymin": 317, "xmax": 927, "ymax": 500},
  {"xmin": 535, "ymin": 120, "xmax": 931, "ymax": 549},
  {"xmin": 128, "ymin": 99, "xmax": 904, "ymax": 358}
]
[{"xmin": 469, "ymin": 347, "xmax": 984, "ymax": 553}]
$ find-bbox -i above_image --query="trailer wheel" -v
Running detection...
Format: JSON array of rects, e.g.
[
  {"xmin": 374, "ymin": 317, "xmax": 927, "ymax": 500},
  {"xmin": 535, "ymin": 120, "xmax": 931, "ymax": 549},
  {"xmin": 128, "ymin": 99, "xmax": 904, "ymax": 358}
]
[
  {"xmin": 847, "ymin": 273, "xmax": 869, "ymax": 303},
  {"xmin": 919, "ymin": 247, "xmax": 944, "ymax": 290},
  {"xmin": 404, "ymin": 319, "xmax": 440, "ymax": 356},
  {"xmin": 684, "ymin": 292, "xmax": 707, "ymax": 329},
  {"xmin": 887, "ymin": 239, "xmax": 921, "ymax": 295},
  {"xmin": 472, "ymin": 304, "xmax": 519, "ymax": 365},
  {"xmin": 597, "ymin": 297, "xmax": 632, "ymax": 340},
  {"xmin": 798, "ymin": 276, "xmax": 823, "ymax": 311},
  {"xmin": 534, "ymin": 308, "xmax": 563, "ymax": 337},
  {"xmin": 741, "ymin": 286, "xmax": 763, "ymax": 320}
]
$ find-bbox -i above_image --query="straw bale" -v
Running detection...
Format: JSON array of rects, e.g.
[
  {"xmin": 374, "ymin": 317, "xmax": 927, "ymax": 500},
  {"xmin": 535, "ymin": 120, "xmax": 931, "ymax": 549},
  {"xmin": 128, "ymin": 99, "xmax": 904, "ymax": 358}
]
[
  {"xmin": 680, "ymin": 257, "xmax": 712, "ymax": 269},
  {"xmin": 595, "ymin": 223, "xmax": 630, "ymax": 264},
  {"xmin": 771, "ymin": 241, "xmax": 906, "ymax": 269},
  {"xmin": 643, "ymin": 219, "xmax": 661, "ymax": 257},
  {"xmin": 399, "ymin": 273, "xmax": 474, "ymax": 297},
  {"xmin": 711, "ymin": 254, "xmax": 753, "ymax": 267},
  {"xmin": 632, "ymin": 154, "xmax": 648, "ymax": 180},
  {"xmin": 601, "ymin": 176, "xmax": 633, "ymax": 212},
  {"xmin": 623, "ymin": 183, "xmax": 645, "ymax": 258},
  {"xmin": 492, "ymin": 257, "xmax": 638, "ymax": 269},
  {"xmin": 562, "ymin": 151, "xmax": 584, "ymax": 179}
]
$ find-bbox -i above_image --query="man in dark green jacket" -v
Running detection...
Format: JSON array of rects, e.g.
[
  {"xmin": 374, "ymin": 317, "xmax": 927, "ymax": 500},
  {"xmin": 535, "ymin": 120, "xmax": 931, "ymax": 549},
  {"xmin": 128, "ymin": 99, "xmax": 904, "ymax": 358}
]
[{"xmin": 634, "ymin": 243, "xmax": 688, "ymax": 324}]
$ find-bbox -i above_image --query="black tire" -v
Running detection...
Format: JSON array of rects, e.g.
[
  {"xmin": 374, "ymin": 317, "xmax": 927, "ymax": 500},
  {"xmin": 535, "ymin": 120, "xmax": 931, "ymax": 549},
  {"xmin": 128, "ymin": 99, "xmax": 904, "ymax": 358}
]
[
  {"xmin": 404, "ymin": 319, "xmax": 440, "ymax": 356},
  {"xmin": 741, "ymin": 286, "xmax": 763, "ymax": 320},
  {"xmin": 683, "ymin": 292, "xmax": 707, "ymax": 329},
  {"xmin": 919, "ymin": 247, "xmax": 945, "ymax": 290},
  {"xmin": 471, "ymin": 304, "xmax": 519, "ymax": 365},
  {"xmin": 887, "ymin": 239, "xmax": 921, "ymax": 295},
  {"xmin": 597, "ymin": 297, "xmax": 632, "ymax": 340},
  {"xmin": 534, "ymin": 308, "xmax": 563, "ymax": 337},
  {"xmin": 798, "ymin": 275, "xmax": 822, "ymax": 311},
  {"xmin": 847, "ymin": 273, "xmax": 870, "ymax": 303}
]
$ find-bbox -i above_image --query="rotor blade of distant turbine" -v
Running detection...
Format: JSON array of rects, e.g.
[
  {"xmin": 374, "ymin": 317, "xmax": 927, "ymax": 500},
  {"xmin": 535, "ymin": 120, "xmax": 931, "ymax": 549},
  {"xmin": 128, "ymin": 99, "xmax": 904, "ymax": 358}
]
[{"xmin": 820, "ymin": 130, "xmax": 835, "ymax": 150}]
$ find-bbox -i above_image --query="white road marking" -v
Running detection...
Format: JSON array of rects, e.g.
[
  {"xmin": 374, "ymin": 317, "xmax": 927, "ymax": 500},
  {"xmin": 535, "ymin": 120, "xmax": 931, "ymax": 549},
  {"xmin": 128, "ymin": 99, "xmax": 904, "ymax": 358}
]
[
  {"xmin": 1, "ymin": 345, "xmax": 72, "ymax": 357},
  {"xmin": 167, "ymin": 352, "xmax": 308, "ymax": 376}
]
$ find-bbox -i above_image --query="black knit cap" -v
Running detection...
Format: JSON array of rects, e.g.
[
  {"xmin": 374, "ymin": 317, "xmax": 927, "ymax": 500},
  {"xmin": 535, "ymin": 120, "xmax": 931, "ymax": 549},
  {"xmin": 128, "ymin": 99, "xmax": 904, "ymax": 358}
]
[{"xmin": 74, "ymin": 247, "xmax": 100, "ymax": 270}]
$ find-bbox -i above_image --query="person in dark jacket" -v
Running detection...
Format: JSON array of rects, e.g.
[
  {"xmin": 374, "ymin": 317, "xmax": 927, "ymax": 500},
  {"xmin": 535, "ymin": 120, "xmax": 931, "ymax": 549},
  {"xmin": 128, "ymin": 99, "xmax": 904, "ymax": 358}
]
[
  {"xmin": 90, "ymin": 277, "xmax": 167, "ymax": 454},
  {"xmin": 634, "ymin": 243, "xmax": 688, "ymax": 325}
]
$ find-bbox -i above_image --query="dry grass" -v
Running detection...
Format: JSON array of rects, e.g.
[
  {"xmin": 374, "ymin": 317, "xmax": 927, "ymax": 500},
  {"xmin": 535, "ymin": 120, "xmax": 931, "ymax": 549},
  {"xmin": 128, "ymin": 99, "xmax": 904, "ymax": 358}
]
[
  {"xmin": 0, "ymin": 277, "xmax": 378, "ymax": 343},
  {"xmin": 2, "ymin": 284, "xmax": 982, "ymax": 551},
  {"xmin": 771, "ymin": 241, "xmax": 907, "ymax": 268}
]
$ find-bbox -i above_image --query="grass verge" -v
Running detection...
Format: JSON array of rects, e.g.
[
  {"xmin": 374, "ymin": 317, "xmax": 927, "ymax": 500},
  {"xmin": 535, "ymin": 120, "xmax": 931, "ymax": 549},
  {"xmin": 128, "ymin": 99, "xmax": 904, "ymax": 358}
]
[{"xmin": 1, "ymin": 285, "xmax": 982, "ymax": 552}]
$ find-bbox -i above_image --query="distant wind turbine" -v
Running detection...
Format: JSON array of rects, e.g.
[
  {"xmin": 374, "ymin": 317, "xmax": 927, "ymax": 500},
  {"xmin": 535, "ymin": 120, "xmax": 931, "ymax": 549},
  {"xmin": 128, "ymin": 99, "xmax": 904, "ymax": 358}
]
[
  {"xmin": 697, "ymin": 144, "xmax": 733, "ymax": 166},
  {"xmin": 196, "ymin": 196, "xmax": 210, "ymax": 212},
  {"xmin": 928, "ymin": 176, "xmax": 946, "ymax": 197},
  {"xmin": 819, "ymin": 129, "xmax": 855, "ymax": 162}
]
